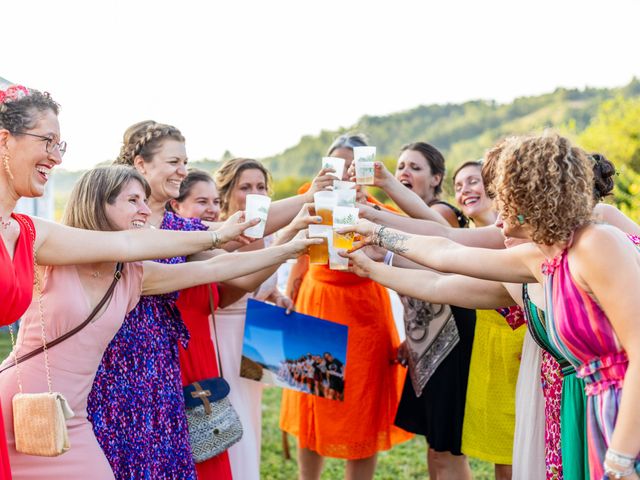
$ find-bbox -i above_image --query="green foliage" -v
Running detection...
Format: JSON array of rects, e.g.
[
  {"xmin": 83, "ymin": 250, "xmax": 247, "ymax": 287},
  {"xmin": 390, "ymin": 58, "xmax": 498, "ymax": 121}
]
[
  {"xmin": 49, "ymin": 79, "xmax": 640, "ymax": 218},
  {"xmin": 578, "ymin": 94, "xmax": 640, "ymax": 222}
]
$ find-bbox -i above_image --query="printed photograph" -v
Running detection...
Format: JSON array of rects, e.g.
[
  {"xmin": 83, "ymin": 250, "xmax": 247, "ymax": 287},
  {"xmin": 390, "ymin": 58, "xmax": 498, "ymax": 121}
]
[{"xmin": 241, "ymin": 299, "xmax": 348, "ymax": 401}]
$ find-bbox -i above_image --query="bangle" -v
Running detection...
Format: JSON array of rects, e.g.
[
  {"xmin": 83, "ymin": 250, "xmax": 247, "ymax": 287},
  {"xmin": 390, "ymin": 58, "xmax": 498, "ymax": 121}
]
[
  {"xmin": 383, "ymin": 251, "xmax": 395, "ymax": 266},
  {"xmin": 209, "ymin": 230, "xmax": 220, "ymax": 249},
  {"xmin": 606, "ymin": 449, "xmax": 637, "ymax": 469},
  {"xmin": 604, "ymin": 464, "xmax": 635, "ymax": 479}
]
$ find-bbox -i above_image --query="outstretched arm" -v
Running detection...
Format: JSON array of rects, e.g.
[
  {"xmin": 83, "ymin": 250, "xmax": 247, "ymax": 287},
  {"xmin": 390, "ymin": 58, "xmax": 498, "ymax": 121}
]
[
  {"xmin": 341, "ymin": 219, "xmax": 540, "ymax": 284},
  {"xmin": 32, "ymin": 214, "xmax": 255, "ymax": 266},
  {"xmin": 141, "ymin": 236, "xmax": 320, "ymax": 295},
  {"xmin": 360, "ymin": 203, "xmax": 505, "ymax": 249},
  {"xmin": 594, "ymin": 203, "xmax": 640, "ymax": 236},
  {"xmin": 346, "ymin": 250, "xmax": 515, "ymax": 309}
]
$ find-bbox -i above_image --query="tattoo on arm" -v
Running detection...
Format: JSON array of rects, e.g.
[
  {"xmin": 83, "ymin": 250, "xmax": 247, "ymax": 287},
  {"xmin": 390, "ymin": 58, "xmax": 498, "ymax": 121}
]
[{"xmin": 376, "ymin": 226, "xmax": 409, "ymax": 254}]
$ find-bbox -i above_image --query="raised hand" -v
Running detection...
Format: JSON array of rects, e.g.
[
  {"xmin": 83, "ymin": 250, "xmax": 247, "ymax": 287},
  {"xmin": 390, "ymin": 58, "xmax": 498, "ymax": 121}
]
[
  {"xmin": 214, "ymin": 211, "xmax": 260, "ymax": 246},
  {"xmin": 341, "ymin": 248, "xmax": 376, "ymax": 278},
  {"xmin": 335, "ymin": 218, "xmax": 379, "ymax": 251},
  {"xmin": 274, "ymin": 203, "xmax": 322, "ymax": 244},
  {"xmin": 307, "ymin": 167, "xmax": 336, "ymax": 198}
]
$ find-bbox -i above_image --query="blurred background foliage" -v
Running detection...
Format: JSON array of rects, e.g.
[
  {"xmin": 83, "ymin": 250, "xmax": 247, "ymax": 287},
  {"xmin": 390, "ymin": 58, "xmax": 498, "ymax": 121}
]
[{"xmin": 52, "ymin": 78, "xmax": 640, "ymax": 218}]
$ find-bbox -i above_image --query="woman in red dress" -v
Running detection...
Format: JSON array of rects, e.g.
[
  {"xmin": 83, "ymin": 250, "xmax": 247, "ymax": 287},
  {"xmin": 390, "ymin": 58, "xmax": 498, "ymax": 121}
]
[{"xmin": 0, "ymin": 85, "xmax": 258, "ymax": 480}]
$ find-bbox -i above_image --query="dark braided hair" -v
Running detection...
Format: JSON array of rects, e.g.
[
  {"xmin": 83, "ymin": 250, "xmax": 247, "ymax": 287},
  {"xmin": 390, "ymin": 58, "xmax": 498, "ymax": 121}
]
[
  {"xmin": 591, "ymin": 153, "xmax": 616, "ymax": 202},
  {"xmin": 113, "ymin": 120, "xmax": 185, "ymax": 165},
  {"xmin": 0, "ymin": 89, "xmax": 60, "ymax": 133}
]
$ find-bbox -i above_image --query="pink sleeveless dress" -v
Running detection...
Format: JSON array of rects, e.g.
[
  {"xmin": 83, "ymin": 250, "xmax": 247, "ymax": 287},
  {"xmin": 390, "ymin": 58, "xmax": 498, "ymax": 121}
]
[
  {"xmin": 543, "ymin": 234, "xmax": 640, "ymax": 479},
  {"xmin": 0, "ymin": 262, "xmax": 142, "ymax": 480}
]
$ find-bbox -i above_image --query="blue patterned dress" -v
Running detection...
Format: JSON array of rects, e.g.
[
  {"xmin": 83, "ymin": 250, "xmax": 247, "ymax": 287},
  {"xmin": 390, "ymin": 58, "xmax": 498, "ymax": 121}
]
[{"xmin": 87, "ymin": 212, "xmax": 207, "ymax": 480}]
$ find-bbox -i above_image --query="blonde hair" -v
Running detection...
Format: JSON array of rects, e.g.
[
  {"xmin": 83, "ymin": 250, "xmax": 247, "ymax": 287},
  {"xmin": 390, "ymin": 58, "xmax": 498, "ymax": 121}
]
[
  {"xmin": 63, "ymin": 166, "xmax": 151, "ymax": 231},
  {"xmin": 494, "ymin": 132, "xmax": 594, "ymax": 245},
  {"xmin": 113, "ymin": 120, "xmax": 185, "ymax": 165},
  {"xmin": 214, "ymin": 158, "xmax": 271, "ymax": 218}
]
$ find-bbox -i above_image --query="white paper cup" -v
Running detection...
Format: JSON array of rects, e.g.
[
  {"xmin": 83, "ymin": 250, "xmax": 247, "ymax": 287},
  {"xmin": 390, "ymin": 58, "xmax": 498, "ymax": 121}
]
[
  {"xmin": 333, "ymin": 180, "xmax": 356, "ymax": 190},
  {"xmin": 244, "ymin": 194, "xmax": 271, "ymax": 238},
  {"xmin": 332, "ymin": 206, "xmax": 359, "ymax": 229},
  {"xmin": 336, "ymin": 189, "xmax": 356, "ymax": 207},
  {"xmin": 322, "ymin": 156, "xmax": 346, "ymax": 179},
  {"xmin": 353, "ymin": 146, "xmax": 376, "ymax": 185}
]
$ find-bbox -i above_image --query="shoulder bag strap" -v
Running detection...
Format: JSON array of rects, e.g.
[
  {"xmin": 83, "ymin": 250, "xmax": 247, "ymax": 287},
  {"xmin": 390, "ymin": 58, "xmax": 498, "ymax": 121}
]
[
  {"xmin": 208, "ymin": 284, "xmax": 224, "ymax": 377},
  {"xmin": 0, "ymin": 262, "xmax": 124, "ymax": 374}
]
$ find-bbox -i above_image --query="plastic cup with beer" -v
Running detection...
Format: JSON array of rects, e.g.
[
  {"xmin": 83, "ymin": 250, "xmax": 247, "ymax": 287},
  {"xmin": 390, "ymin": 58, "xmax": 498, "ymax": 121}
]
[
  {"xmin": 313, "ymin": 191, "xmax": 337, "ymax": 226},
  {"xmin": 244, "ymin": 194, "xmax": 271, "ymax": 238},
  {"xmin": 332, "ymin": 206, "xmax": 359, "ymax": 251},
  {"xmin": 308, "ymin": 225, "xmax": 331, "ymax": 265},
  {"xmin": 353, "ymin": 146, "xmax": 376, "ymax": 185},
  {"xmin": 322, "ymin": 156, "xmax": 346, "ymax": 180},
  {"xmin": 328, "ymin": 234, "xmax": 349, "ymax": 271}
]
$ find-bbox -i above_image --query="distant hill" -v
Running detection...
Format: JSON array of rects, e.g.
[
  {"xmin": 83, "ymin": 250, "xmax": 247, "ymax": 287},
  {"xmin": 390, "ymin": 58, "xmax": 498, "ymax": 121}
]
[
  {"xmin": 262, "ymin": 78, "xmax": 640, "ymax": 178},
  {"xmin": 50, "ymin": 79, "xmax": 640, "ymax": 215}
]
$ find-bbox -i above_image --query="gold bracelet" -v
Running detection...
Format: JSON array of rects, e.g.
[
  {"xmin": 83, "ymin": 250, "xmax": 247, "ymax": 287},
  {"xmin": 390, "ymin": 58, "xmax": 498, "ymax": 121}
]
[{"xmin": 209, "ymin": 230, "xmax": 220, "ymax": 249}]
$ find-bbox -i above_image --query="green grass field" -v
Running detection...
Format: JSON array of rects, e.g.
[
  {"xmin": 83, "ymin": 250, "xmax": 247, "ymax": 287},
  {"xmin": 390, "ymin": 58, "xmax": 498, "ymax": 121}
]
[{"xmin": 0, "ymin": 333, "xmax": 493, "ymax": 479}]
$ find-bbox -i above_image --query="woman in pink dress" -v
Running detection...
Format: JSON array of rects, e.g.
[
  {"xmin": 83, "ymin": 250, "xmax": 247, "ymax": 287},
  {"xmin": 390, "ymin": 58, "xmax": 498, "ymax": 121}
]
[
  {"xmin": 341, "ymin": 132, "xmax": 640, "ymax": 479},
  {"xmin": 0, "ymin": 83, "xmax": 295, "ymax": 480},
  {"xmin": 0, "ymin": 166, "xmax": 319, "ymax": 479}
]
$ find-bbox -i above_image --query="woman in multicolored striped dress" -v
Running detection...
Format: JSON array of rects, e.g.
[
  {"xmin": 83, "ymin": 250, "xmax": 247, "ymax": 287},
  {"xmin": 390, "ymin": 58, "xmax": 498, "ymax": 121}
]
[{"xmin": 340, "ymin": 132, "xmax": 640, "ymax": 479}]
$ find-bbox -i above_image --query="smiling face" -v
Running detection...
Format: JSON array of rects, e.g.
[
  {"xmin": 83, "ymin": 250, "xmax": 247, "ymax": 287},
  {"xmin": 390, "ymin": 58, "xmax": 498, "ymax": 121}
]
[
  {"xmin": 171, "ymin": 180, "xmax": 221, "ymax": 222},
  {"xmin": 454, "ymin": 164, "xmax": 494, "ymax": 218},
  {"xmin": 1, "ymin": 109, "xmax": 62, "ymax": 198},
  {"xmin": 395, "ymin": 149, "xmax": 442, "ymax": 202},
  {"xmin": 329, "ymin": 147, "xmax": 355, "ymax": 181},
  {"xmin": 104, "ymin": 179, "xmax": 151, "ymax": 231},
  {"xmin": 133, "ymin": 139, "xmax": 187, "ymax": 203},
  {"xmin": 227, "ymin": 168, "xmax": 268, "ymax": 214}
]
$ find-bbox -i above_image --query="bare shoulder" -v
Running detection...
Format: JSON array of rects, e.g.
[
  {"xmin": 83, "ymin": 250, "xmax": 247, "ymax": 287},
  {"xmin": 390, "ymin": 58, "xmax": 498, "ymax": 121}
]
[{"xmin": 574, "ymin": 223, "xmax": 629, "ymax": 254}]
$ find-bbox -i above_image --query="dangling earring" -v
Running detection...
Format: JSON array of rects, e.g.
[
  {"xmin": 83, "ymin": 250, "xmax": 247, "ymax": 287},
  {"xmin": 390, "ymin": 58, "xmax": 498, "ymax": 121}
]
[{"xmin": 2, "ymin": 153, "xmax": 14, "ymax": 181}]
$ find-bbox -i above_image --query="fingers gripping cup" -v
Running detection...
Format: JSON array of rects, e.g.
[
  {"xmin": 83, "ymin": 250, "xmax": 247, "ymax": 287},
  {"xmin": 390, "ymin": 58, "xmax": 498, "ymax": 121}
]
[
  {"xmin": 313, "ymin": 191, "xmax": 338, "ymax": 226},
  {"xmin": 244, "ymin": 194, "xmax": 271, "ymax": 238},
  {"xmin": 322, "ymin": 156, "xmax": 346, "ymax": 180},
  {"xmin": 353, "ymin": 146, "xmax": 376, "ymax": 185},
  {"xmin": 308, "ymin": 225, "xmax": 331, "ymax": 265}
]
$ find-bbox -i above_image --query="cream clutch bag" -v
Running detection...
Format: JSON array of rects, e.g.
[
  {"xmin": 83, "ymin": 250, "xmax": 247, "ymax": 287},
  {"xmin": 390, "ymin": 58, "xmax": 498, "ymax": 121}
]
[{"xmin": 13, "ymin": 392, "xmax": 74, "ymax": 457}]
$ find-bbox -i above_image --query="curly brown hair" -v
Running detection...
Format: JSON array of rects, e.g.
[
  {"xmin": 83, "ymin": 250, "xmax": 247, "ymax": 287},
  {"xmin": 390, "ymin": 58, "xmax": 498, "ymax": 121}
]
[
  {"xmin": 0, "ymin": 89, "xmax": 60, "ymax": 133},
  {"xmin": 494, "ymin": 132, "xmax": 594, "ymax": 245}
]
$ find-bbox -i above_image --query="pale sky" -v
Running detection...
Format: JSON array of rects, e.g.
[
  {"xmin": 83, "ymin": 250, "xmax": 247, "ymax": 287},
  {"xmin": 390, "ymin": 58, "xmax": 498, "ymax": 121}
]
[{"xmin": 4, "ymin": 0, "xmax": 640, "ymax": 171}]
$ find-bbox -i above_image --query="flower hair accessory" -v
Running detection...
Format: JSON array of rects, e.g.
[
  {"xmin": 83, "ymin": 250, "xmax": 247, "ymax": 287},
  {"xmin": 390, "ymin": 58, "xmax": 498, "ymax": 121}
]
[{"xmin": 0, "ymin": 85, "xmax": 30, "ymax": 105}]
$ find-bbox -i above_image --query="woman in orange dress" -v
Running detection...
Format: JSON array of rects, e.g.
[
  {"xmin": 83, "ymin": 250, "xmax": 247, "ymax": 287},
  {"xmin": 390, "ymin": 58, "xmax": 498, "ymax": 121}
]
[{"xmin": 281, "ymin": 134, "xmax": 412, "ymax": 480}]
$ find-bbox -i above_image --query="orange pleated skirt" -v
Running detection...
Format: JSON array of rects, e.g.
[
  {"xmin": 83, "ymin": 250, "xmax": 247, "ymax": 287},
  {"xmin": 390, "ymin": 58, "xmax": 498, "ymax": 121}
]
[{"xmin": 279, "ymin": 265, "xmax": 412, "ymax": 459}]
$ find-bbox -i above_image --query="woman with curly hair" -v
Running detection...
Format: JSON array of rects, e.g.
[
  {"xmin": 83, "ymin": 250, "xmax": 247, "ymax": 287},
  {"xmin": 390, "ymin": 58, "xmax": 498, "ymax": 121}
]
[{"xmin": 341, "ymin": 132, "xmax": 640, "ymax": 479}]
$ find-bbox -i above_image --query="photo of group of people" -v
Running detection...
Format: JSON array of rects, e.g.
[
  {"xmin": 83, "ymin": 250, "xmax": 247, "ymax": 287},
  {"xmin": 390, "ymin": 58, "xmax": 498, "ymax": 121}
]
[
  {"xmin": 241, "ymin": 299, "xmax": 348, "ymax": 400},
  {"xmin": 278, "ymin": 352, "xmax": 344, "ymax": 400}
]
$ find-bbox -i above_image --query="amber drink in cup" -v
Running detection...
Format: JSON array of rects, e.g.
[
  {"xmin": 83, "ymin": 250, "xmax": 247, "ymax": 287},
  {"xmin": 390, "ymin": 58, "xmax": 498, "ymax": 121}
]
[
  {"xmin": 308, "ymin": 225, "xmax": 331, "ymax": 265},
  {"xmin": 313, "ymin": 191, "xmax": 337, "ymax": 226},
  {"xmin": 332, "ymin": 206, "xmax": 359, "ymax": 250}
]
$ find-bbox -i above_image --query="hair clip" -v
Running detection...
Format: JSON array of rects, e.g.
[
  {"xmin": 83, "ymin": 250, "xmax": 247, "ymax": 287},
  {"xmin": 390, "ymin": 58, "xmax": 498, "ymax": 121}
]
[{"xmin": 0, "ymin": 85, "xmax": 30, "ymax": 105}]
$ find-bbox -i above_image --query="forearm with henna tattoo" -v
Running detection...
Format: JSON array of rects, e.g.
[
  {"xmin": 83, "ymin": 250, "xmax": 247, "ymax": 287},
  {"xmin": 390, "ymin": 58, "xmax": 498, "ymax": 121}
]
[{"xmin": 374, "ymin": 225, "xmax": 410, "ymax": 254}]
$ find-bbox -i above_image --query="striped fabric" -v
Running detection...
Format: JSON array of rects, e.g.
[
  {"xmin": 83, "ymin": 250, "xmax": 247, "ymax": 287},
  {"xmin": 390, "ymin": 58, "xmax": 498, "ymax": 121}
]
[{"xmin": 542, "ymin": 235, "xmax": 640, "ymax": 479}]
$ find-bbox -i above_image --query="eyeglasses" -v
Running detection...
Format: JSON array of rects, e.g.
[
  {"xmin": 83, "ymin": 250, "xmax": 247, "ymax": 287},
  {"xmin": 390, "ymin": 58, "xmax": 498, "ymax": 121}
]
[{"xmin": 14, "ymin": 131, "xmax": 67, "ymax": 157}]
